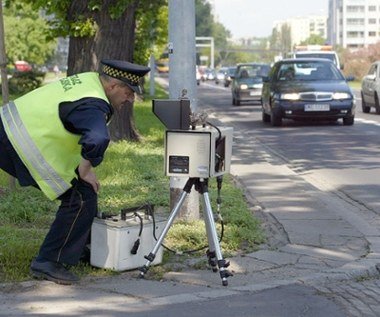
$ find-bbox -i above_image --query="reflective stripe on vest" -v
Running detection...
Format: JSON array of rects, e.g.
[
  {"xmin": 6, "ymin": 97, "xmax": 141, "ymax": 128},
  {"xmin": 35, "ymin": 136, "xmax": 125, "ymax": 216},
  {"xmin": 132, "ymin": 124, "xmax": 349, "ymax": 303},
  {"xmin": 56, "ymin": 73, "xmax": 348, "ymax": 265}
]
[{"xmin": 1, "ymin": 101, "xmax": 69, "ymax": 196}]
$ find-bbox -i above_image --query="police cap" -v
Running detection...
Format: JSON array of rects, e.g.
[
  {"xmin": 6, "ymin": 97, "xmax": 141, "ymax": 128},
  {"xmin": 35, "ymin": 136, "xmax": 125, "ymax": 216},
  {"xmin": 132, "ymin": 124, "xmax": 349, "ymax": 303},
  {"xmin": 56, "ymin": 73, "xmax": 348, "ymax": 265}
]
[{"xmin": 101, "ymin": 59, "xmax": 150, "ymax": 94}]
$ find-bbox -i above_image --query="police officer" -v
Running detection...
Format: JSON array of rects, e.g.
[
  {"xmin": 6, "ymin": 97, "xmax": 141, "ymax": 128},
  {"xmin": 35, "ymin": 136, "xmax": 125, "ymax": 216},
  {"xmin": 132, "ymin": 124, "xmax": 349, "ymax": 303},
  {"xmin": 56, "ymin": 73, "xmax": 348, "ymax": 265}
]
[{"xmin": 0, "ymin": 59, "xmax": 150, "ymax": 284}]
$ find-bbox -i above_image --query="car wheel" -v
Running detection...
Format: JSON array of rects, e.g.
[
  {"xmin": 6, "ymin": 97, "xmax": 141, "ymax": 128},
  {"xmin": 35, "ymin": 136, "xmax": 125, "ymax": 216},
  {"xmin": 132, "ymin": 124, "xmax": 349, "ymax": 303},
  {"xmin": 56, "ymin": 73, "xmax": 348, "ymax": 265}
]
[
  {"xmin": 343, "ymin": 116, "xmax": 354, "ymax": 126},
  {"xmin": 271, "ymin": 112, "xmax": 282, "ymax": 127},
  {"xmin": 375, "ymin": 94, "xmax": 380, "ymax": 114},
  {"xmin": 262, "ymin": 110, "xmax": 270, "ymax": 123},
  {"xmin": 361, "ymin": 92, "xmax": 370, "ymax": 113}
]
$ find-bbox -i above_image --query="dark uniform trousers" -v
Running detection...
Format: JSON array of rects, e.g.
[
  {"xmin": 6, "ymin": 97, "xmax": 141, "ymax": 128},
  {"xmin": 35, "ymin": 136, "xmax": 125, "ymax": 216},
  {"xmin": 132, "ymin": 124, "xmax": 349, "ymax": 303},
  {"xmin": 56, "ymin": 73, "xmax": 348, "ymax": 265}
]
[
  {"xmin": 0, "ymin": 119, "xmax": 97, "ymax": 266},
  {"xmin": 38, "ymin": 179, "xmax": 97, "ymax": 265}
]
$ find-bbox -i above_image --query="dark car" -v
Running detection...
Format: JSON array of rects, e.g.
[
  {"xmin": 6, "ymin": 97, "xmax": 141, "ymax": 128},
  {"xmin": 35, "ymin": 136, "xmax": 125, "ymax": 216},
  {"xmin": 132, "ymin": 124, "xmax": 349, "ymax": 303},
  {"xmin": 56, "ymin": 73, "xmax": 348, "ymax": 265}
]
[
  {"xmin": 231, "ymin": 63, "xmax": 271, "ymax": 105},
  {"xmin": 361, "ymin": 61, "xmax": 380, "ymax": 113},
  {"xmin": 261, "ymin": 58, "xmax": 355, "ymax": 127},
  {"xmin": 223, "ymin": 66, "xmax": 236, "ymax": 87}
]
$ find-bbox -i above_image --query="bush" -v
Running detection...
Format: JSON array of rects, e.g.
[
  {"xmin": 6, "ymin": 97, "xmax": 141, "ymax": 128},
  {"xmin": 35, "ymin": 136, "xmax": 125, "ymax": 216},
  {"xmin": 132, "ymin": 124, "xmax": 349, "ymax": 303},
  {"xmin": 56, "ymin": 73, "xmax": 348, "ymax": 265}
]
[
  {"xmin": 342, "ymin": 42, "xmax": 380, "ymax": 81},
  {"xmin": 7, "ymin": 70, "xmax": 46, "ymax": 94}
]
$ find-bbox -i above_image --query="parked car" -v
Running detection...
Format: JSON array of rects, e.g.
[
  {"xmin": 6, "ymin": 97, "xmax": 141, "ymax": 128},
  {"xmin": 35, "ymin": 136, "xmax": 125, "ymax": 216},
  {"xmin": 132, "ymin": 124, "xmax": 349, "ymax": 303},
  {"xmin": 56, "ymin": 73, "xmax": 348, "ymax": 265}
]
[
  {"xmin": 204, "ymin": 68, "xmax": 215, "ymax": 81},
  {"xmin": 261, "ymin": 58, "xmax": 355, "ymax": 127},
  {"xmin": 361, "ymin": 61, "xmax": 380, "ymax": 113},
  {"xmin": 14, "ymin": 60, "xmax": 32, "ymax": 72},
  {"xmin": 231, "ymin": 63, "xmax": 271, "ymax": 105},
  {"xmin": 196, "ymin": 65, "xmax": 201, "ymax": 85},
  {"xmin": 224, "ymin": 66, "xmax": 236, "ymax": 87},
  {"xmin": 155, "ymin": 58, "xmax": 169, "ymax": 73},
  {"xmin": 215, "ymin": 67, "xmax": 227, "ymax": 84}
]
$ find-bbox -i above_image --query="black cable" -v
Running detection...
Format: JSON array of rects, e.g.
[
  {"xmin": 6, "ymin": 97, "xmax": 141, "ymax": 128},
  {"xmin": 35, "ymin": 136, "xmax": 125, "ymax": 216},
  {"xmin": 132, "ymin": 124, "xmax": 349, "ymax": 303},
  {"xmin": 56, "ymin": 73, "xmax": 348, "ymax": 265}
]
[
  {"xmin": 120, "ymin": 198, "xmax": 225, "ymax": 256},
  {"xmin": 206, "ymin": 121, "xmax": 222, "ymax": 142},
  {"xmin": 130, "ymin": 212, "xmax": 143, "ymax": 254},
  {"xmin": 120, "ymin": 203, "xmax": 150, "ymax": 255}
]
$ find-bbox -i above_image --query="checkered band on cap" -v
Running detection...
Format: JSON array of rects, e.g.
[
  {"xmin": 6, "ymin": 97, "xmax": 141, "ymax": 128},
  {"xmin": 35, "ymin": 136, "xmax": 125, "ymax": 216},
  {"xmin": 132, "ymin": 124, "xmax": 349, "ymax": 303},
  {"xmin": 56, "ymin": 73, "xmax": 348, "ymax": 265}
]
[{"xmin": 103, "ymin": 65, "xmax": 140, "ymax": 84}]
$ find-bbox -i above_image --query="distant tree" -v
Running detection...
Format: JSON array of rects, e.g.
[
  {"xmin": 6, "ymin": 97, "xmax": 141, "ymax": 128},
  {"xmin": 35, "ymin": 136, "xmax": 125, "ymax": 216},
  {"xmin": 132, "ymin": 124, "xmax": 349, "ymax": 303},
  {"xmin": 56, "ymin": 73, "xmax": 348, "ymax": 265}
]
[
  {"xmin": 270, "ymin": 28, "xmax": 280, "ymax": 51},
  {"xmin": 279, "ymin": 24, "xmax": 292, "ymax": 55},
  {"xmin": 195, "ymin": 0, "xmax": 230, "ymax": 67},
  {"xmin": 3, "ymin": 2, "xmax": 56, "ymax": 66},
  {"xmin": 270, "ymin": 26, "xmax": 291, "ymax": 59},
  {"xmin": 299, "ymin": 34, "xmax": 326, "ymax": 46},
  {"xmin": 9, "ymin": 0, "xmax": 167, "ymax": 142},
  {"xmin": 212, "ymin": 21, "xmax": 231, "ymax": 66},
  {"xmin": 195, "ymin": 0, "xmax": 213, "ymax": 37},
  {"xmin": 145, "ymin": 4, "xmax": 169, "ymax": 62}
]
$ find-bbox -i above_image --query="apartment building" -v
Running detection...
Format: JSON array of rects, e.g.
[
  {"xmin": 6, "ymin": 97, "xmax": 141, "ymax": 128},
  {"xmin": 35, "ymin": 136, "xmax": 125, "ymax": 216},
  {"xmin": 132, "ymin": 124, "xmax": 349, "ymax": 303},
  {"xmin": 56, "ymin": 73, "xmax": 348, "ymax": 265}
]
[
  {"xmin": 328, "ymin": 0, "xmax": 380, "ymax": 49},
  {"xmin": 273, "ymin": 15, "xmax": 327, "ymax": 48}
]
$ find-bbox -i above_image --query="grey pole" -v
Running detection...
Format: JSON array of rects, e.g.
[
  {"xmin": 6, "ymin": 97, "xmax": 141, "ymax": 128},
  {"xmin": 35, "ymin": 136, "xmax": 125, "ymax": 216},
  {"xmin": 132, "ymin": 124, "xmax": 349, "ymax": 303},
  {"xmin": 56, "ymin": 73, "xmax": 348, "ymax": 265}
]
[
  {"xmin": 168, "ymin": 0, "xmax": 197, "ymax": 110},
  {"xmin": 0, "ymin": 0, "xmax": 15, "ymax": 191},
  {"xmin": 149, "ymin": 54, "xmax": 155, "ymax": 96},
  {"xmin": 168, "ymin": 0, "xmax": 199, "ymax": 219},
  {"xmin": 0, "ymin": 0, "xmax": 8, "ymax": 104}
]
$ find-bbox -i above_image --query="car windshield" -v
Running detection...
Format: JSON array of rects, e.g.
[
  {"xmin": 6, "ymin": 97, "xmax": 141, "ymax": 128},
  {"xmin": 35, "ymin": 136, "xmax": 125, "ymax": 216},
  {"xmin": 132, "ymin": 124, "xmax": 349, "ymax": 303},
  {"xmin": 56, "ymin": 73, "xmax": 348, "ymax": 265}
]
[
  {"xmin": 227, "ymin": 67, "xmax": 236, "ymax": 75},
  {"xmin": 275, "ymin": 61, "xmax": 344, "ymax": 82},
  {"xmin": 237, "ymin": 64, "xmax": 270, "ymax": 78}
]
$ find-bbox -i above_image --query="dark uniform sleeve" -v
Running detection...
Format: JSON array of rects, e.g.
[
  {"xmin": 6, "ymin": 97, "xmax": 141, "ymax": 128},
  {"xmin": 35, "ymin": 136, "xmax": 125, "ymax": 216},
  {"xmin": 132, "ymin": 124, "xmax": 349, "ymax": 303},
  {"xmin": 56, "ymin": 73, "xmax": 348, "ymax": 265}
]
[{"xmin": 59, "ymin": 97, "xmax": 113, "ymax": 167}]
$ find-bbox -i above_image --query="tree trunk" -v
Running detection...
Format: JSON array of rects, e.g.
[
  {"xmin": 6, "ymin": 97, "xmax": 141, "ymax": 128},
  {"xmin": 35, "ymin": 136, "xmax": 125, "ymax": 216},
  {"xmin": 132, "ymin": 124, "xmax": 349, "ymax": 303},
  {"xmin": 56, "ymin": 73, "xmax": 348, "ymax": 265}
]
[
  {"xmin": 66, "ymin": 0, "xmax": 140, "ymax": 142},
  {"xmin": 109, "ymin": 100, "xmax": 140, "ymax": 141}
]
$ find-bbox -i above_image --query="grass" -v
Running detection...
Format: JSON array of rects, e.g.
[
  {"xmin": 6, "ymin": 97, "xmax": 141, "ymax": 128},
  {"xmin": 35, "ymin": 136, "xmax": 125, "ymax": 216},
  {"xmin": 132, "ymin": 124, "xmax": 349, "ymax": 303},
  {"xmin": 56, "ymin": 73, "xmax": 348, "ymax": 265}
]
[
  {"xmin": 348, "ymin": 80, "xmax": 361, "ymax": 90},
  {"xmin": 0, "ymin": 83, "xmax": 265, "ymax": 283}
]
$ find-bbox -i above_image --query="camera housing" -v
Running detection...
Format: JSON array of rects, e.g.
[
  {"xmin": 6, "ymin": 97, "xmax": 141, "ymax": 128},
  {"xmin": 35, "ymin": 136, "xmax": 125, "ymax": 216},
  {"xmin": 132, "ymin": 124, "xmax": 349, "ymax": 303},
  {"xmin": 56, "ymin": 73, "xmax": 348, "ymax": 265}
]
[
  {"xmin": 152, "ymin": 99, "xmax": 190, "ymax": 130},
  {"xmin": 152, "ymin": 98, "xmax": 233, "ymax": 178},
  {"xmin": 165, "ymin": 127, "xmax": 233, "ymax": 178}
]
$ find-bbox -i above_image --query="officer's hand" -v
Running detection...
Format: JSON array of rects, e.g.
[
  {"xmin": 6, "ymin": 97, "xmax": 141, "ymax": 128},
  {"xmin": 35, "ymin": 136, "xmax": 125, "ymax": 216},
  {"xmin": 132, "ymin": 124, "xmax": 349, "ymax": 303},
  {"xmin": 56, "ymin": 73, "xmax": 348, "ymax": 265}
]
[{"xmin": 78, "ymin": 159, "xmax": 100, "ymax": 193}]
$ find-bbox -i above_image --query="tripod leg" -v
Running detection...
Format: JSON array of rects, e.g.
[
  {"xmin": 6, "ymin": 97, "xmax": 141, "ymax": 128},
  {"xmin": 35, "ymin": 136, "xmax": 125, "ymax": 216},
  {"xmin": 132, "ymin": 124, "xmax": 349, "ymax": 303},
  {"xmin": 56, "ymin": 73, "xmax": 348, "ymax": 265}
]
[
  {"xmin": 139, "ymin": 178, "xmax": 196, "ymax": 277},
  {"xmin": 201, "ymin": 183, "xmax": 232, "ymax": 286},
  {"xmin": 201, "ymin": 197, "xmax": 218, "ymax": 272}
]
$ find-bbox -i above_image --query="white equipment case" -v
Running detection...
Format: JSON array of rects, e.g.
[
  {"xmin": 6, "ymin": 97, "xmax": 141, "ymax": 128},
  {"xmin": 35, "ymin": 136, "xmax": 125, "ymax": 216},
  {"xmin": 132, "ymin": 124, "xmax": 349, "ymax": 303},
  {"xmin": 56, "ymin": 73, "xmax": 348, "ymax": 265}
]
[{"xmin": 90, "ymin": 213, "xmax": 167, "ymax": 271}]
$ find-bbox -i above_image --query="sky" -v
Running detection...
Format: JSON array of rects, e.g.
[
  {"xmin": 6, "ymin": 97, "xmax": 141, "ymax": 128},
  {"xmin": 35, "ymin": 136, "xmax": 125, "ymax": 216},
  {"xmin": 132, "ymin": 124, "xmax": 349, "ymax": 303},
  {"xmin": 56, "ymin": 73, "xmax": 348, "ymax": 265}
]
[{"xmin": 212, "ymin": 0, "xmax": 328, "ymax": 38}]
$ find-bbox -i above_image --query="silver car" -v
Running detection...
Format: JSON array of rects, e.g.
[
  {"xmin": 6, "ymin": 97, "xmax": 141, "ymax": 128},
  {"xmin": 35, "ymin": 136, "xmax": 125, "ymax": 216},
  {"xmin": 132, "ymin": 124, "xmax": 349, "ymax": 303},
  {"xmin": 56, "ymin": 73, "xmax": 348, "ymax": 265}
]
[{"xmin": 361, "ymin": 61, "xmax": 380, "ymax": 114}]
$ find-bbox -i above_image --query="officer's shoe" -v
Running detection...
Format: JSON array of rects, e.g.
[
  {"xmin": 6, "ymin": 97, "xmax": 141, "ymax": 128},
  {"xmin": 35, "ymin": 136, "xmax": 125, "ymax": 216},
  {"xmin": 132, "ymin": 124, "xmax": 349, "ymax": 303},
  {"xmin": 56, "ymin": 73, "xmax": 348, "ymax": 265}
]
[{"xmin": 30, "ymin": 259, "xmax": 80, "ymax": 285}]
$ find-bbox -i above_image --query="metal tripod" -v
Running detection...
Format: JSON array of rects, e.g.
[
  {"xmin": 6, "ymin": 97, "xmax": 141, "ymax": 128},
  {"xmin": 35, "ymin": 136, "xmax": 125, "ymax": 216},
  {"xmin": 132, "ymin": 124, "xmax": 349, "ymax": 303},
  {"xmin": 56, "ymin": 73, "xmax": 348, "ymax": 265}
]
[{"xmin": 139, "ymin": 177, "xmax": 232, "ymax": 286}]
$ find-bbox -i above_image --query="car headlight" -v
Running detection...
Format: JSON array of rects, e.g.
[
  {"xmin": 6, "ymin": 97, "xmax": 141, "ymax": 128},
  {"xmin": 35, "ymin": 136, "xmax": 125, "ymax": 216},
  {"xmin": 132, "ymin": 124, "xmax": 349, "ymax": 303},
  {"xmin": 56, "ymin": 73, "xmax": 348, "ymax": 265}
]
[
  {"xmin": 332, "ymin": 92, "xmax": 351, "ymax": 100},
  {"xmin": 279, "ymin": 93, "xmax": 300, "ymax": 101},
  {"xmin": 240, "ymin": 84, "xmax": 248, "ymax": 90}
]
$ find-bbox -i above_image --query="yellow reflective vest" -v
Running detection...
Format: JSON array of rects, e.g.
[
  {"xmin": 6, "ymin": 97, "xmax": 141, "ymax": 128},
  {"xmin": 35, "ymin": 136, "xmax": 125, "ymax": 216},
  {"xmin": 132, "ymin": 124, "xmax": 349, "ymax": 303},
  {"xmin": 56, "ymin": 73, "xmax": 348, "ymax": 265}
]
[{"xmin": 0, "ymin": 72, "xmax": 109, "ymax": 200}]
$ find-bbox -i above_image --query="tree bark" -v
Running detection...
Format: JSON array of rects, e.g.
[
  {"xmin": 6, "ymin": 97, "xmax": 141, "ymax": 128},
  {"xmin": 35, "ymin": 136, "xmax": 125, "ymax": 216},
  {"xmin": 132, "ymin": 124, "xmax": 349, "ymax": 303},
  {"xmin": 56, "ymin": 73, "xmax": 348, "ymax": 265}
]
[
  {"xmin": 109, "ymin": 100, "xmax": 140, "ymax": 141},
  {"xmin": 65, "ymin": 0, "xmax": 140, "ymax": 141}
]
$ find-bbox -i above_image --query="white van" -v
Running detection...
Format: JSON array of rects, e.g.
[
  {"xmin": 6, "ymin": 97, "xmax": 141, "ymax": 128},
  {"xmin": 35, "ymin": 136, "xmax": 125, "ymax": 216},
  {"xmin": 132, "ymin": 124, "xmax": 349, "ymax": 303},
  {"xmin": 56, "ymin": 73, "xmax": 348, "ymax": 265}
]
[{"xmin": 290, "ymin": 45, "xmax": 341, "ymax": 69}]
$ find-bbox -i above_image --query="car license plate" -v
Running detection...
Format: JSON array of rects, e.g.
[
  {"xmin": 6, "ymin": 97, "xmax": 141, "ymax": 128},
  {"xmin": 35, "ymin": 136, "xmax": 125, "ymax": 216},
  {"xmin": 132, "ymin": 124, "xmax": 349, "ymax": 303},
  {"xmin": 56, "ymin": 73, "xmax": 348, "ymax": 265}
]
[
  {"xmin": 250, "ymin": 91, "xmax": 260, "ymax": 96},
  {"xmin": 304, "ymin": 104, "xmax": 330, "ymax": 111}
]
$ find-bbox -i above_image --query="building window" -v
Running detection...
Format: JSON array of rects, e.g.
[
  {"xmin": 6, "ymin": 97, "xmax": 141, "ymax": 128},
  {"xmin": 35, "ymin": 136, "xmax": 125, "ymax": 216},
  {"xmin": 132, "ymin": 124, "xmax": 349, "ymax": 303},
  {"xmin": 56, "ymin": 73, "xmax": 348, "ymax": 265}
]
[
  {"xmin": 347, "ymin": 44, "xmax": 363, "ymax": 49},
  {"xmin": 368, "ymin": 18, "xmax": 377, "ymax": 24},
  {"xmin": 368, "ymin": 5, "xmax": 376, "ymax": 11},
  {"xmin": 346, "ymin": 5, "xmax": 365, "ymax": 12},
  {"xmin": 369, "ymin": 31, "xmax": 376, "ymax": 36},
  {"xmin": 347, "ymin": 31, "xmax": 364, "ymax": 38},
  {"xmin": 347, "ymin": 18, "xmax": 365, "ymax": 25}
]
